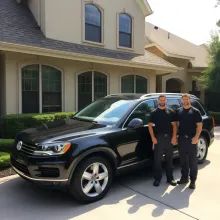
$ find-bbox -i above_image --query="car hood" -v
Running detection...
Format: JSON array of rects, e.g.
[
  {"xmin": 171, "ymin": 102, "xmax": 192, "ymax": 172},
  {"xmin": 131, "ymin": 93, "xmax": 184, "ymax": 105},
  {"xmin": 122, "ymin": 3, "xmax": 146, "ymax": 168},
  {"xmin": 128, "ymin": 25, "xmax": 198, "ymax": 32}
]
[{"xmin": 16, "ymin": 118, "xmax": 108, "ymax": 144}]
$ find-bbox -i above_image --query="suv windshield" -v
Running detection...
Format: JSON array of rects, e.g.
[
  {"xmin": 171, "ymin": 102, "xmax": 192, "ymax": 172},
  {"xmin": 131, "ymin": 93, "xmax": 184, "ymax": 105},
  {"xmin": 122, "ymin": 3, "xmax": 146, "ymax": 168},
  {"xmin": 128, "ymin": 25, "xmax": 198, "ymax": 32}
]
[{"xmin": 74, "ymin": 98, "xmax": 136, "ymax": 125}]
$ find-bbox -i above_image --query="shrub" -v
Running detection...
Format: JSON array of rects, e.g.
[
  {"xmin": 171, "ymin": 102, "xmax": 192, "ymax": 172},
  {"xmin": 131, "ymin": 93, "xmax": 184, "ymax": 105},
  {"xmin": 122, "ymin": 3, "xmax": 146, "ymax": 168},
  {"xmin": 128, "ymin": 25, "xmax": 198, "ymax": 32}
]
[
  {"xmin": 210, "ymin": 112, "xmax": 220, "ymax": 126},
  {"xmin": 0, "ymin": 152, "xmax": 11, "ymax": 170},
  {"xmin": 0, "ymin": 139, "xmax": 14, "ymax": 153},
  {"xmin": 0, "ymin": 112, "xmax": 75, "ymax": 139}
]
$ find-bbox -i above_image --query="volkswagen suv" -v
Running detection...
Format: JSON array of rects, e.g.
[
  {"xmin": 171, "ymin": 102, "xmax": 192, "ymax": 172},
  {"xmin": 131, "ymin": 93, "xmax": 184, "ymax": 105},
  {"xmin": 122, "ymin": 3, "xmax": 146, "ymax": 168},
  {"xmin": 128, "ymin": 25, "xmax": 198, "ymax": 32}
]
[{"xmin": 10, "ymin": 93, "xmax": 215, "ymax": 203}]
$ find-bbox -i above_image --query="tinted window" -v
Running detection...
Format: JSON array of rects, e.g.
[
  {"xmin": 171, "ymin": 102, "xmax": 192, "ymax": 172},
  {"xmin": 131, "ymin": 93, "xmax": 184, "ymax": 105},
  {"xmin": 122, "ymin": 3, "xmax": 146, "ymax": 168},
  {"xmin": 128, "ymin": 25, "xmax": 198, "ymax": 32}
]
[
  {"xmin": 125, "ymin": 100, "xmax": 155, "ymax": 126},
  {"xmin": 191, "ymin": 100, "xmax": 206, "ymax": 116},
  {"xmin": 166, "ymin": 99, "xmax": 180, "ymax": 111}
]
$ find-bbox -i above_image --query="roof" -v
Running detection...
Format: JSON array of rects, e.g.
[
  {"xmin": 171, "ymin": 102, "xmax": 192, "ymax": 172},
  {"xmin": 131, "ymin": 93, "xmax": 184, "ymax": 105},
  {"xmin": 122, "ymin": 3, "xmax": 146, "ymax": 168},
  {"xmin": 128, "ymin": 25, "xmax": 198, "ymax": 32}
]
[
  {"xmin": 0, "ymin": 0, "xmax": 179, "ymax": 72},
  {"xmin": 145, "ymin": 22, "xmax": 209, "ymax": 68}
]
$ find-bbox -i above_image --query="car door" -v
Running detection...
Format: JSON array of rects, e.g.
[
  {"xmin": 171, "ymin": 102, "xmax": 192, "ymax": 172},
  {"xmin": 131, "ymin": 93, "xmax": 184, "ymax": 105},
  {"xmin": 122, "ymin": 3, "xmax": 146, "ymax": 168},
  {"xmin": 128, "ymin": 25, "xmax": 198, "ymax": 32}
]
[{"xmin": 115, "ymin": 99, "xmax": 156, "ymax": 166}]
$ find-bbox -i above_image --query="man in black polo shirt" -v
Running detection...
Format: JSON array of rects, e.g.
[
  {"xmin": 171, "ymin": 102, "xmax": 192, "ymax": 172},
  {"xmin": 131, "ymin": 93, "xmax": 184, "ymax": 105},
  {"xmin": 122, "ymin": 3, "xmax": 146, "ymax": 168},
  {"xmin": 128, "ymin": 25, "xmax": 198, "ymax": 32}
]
[
  {"xmin": 176, "ymin": 93, "xmax": 202, "ymax": 189},
  {"xmin": 148, "ymin": 95, "xmax": 177, "ymax": 187}
]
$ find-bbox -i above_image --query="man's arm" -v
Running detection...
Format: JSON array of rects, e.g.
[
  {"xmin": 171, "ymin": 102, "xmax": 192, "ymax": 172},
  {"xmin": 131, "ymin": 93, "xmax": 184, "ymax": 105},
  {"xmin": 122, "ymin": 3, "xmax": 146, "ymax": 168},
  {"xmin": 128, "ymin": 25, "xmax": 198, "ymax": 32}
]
[
  {"xmin": 148, "ymin": 112, "xmax": 157, "ymax": 145},
  {"xmin": 171, "ymin": 121, "xmax": 178, "ymax": 144},
  {"xmin": 192, "ymin": 110, "xmax": 203, "ymax": 144},
  {"xmin": 195, "ymin": 122, "xmax": 203, "ymax": 139}
]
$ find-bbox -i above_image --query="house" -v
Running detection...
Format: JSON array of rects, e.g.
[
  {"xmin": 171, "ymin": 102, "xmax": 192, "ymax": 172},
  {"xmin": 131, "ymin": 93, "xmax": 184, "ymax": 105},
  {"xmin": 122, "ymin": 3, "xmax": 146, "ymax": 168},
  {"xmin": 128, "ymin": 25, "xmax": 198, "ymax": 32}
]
[
  {"xmin": 145, "ymin": 22, "xmax": 209, "ymax": 103},
  {"xmin": 0, "ymin": 0, "xmax": 182, "ymax": 116}
]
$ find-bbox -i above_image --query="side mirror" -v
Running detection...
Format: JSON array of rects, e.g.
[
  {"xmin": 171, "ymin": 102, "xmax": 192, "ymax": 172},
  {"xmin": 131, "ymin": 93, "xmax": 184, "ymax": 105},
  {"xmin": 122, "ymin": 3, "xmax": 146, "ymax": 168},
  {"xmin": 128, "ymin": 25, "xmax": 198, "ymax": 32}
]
[{"xmin": 127, "ymin": 118, "xmax": 144, "ymax": 132}]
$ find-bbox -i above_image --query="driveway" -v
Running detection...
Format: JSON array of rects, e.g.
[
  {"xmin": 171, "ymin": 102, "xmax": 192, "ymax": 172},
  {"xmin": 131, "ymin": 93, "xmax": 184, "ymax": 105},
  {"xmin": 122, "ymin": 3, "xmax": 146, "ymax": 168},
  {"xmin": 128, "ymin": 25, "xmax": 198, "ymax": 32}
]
[{"xmin": 1, "ymin": 128, "xmax": 220, "ymax": 220}]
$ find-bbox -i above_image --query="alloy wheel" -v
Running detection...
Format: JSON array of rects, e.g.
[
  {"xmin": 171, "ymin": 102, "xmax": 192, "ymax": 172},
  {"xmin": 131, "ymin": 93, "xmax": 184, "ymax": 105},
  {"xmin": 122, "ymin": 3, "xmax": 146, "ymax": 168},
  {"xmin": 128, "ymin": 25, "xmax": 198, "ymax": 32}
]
[
  {"xmin": 197, "ymin": 138, "xmax": 207, "ymax": 161},
  {"xmin": 81, "ymin": 162, "xmax": 109, "ymax": 197}
]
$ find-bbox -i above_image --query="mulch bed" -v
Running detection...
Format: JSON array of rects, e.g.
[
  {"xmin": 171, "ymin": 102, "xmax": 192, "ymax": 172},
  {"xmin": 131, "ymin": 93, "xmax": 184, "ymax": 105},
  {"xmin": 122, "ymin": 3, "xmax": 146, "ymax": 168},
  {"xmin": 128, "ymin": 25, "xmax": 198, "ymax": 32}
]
[{"xmin": 0, "ymin": 167, "xmax": 16, "ymax": 178}]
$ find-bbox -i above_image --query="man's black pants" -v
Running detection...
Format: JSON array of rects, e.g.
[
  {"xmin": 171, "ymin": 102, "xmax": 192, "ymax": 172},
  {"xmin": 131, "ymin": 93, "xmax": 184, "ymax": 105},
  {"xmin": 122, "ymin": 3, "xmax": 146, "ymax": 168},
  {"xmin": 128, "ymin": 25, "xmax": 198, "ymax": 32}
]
[
  {"xmin": 154, "ymin": 134, "xmax": 174, "ymax": 181},
  {"xmin": 178, "ymin": 136, "xmax": 198, "ymax": 181}
]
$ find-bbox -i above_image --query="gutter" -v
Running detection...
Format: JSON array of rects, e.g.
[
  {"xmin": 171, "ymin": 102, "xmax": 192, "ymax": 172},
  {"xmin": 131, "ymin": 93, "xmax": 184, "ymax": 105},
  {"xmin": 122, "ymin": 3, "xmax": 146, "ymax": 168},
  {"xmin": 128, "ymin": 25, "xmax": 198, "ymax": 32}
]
[{"xmin": 0, "ymin": 41, "xmax": 181, "ymax": 73}]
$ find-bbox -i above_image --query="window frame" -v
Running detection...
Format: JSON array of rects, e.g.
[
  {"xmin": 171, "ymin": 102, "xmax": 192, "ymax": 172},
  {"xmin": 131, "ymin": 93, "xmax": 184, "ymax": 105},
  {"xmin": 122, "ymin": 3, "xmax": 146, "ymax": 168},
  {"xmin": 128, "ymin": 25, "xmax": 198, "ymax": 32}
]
[
  {"xmin": 190, "ymin": 99, "xmax": 207, "ymax": 117},
  {"xmin": 117, "ymin": 12, "xmax": 134, "ymax": 51},
  {"xmin": 76, "ymin": 70, "xmax": 109, "ymax": 111},
  {"xmin": 120, "ymin": 74, "xmax": 149, "ymax": 94},
  {"xmin": 19, "ymin": 64, "xmax": 64, "ymax": 114},
  {"xmin": 122, "ymin": 99, "xmax": 156, "ymax": 129},
  {"xmin": 82, "ymin": 1, "xmax": 104, "ymax": 46}
]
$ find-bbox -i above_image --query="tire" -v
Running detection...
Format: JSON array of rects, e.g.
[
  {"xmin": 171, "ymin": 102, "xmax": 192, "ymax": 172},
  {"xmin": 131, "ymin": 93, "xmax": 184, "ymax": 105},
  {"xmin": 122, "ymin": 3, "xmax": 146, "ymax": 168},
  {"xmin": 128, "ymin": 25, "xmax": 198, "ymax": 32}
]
[
  {"xmin": 69, "ymin": 156, "xmax": 113, "ymax": 204},
  {"xmin": 197, "ymin": 136, "xmax": 208, "ymax": 164}
]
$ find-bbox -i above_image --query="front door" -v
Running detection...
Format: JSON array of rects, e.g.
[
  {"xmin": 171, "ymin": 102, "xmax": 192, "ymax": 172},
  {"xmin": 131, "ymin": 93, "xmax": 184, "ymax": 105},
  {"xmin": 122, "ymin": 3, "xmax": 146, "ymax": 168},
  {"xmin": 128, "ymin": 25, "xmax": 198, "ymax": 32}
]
[{"xmin": 116, "ymin": 99, "xmax": 156, "ymax": 166}]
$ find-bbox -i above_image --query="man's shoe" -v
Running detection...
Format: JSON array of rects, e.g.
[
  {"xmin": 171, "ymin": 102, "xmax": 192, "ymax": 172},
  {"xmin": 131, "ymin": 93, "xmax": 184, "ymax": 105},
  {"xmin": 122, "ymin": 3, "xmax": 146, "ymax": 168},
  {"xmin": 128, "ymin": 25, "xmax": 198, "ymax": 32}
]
[
  {"xmin": 177, "ymin": 178, "xmax": 189, "ymax": 184},
  {"xmin": 167, "ymin": 180, "xmax": 177, "ymax": 186},
  {"xmin": 153, "ymin": 180, "xmax": 160, "ymax": 187},
  {"xmin": 189, "ymin": 181, "xmax": 196, "ymax": 189}
]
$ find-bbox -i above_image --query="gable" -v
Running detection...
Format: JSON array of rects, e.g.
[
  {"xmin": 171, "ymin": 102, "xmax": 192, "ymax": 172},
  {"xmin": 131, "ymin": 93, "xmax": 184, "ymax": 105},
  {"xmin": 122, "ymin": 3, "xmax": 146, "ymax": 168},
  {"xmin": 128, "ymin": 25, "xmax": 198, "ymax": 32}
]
[{"xmin": 136, "ymin": 0, "xmax": 153, "ymax": 17}]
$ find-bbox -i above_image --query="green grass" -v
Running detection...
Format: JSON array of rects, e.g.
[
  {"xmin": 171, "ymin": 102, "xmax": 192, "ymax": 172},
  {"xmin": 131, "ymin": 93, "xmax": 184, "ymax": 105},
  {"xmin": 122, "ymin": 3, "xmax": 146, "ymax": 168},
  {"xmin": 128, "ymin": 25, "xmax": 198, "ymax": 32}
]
[
  {"xmin": 0, "ymin": 139, "xmax": 14, "ymax": 153},
  {"xmin": 0, "ymin": 152, "xmax": 11, "ymax": 170}
]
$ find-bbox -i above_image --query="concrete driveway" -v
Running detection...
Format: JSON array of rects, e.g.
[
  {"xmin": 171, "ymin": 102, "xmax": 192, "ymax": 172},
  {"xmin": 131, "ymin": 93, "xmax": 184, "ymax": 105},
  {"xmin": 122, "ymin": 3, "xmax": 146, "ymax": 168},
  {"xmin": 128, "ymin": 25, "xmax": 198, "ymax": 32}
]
[{"xmin": 1, "ymin": 127, "xmax": 220, "ymax": 220}]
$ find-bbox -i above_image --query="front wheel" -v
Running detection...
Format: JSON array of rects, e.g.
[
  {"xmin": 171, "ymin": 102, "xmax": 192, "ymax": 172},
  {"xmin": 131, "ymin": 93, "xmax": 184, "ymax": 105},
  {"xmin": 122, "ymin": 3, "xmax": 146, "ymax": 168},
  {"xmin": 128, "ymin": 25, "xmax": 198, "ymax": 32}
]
[
  {"xmin": 197, "ymin": 136, "xmax": 208, "ymax": 164},
  {"xmin": 69, "ymin": 156, "xmax": 113, "ymax": 203}
]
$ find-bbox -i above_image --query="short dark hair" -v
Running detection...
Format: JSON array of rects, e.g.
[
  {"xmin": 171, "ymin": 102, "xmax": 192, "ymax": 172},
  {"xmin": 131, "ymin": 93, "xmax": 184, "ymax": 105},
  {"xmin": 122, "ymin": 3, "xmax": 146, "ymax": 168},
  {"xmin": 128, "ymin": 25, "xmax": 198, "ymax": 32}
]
[
  {"xmin": 182, "ymin": 93, "xmax": 190, "ymax": 99},
  {"xmin": 158, "ymin": 94, "xmax": 166, "ymax": 99}
]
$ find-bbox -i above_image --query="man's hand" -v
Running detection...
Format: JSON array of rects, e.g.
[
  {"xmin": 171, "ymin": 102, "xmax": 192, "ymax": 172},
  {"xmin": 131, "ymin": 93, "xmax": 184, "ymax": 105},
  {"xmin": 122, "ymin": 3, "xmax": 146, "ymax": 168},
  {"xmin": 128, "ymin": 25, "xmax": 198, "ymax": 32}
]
[
  {"xmin": 191, "ymin": 136, "xmax": 199, "ymax": 144},
  {"xmin": 152, "ymin": 137, "xmax": 158, "ymax": 145},
  {"xmin": 171, "ymin": 136, "xmax": 177, "ymax": 145}
]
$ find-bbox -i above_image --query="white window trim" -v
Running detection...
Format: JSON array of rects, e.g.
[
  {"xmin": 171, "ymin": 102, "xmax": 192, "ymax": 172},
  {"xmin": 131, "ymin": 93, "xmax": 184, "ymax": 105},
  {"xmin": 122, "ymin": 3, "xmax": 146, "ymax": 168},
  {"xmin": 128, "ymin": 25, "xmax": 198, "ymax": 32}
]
[
  {"xmin": 82, "ymin": 1, "xmax": 104, "ymax": 46},
  {"xmin": 75, "ymin": 70, "xmax": 109, "ymax": 112},
  {"xmin": 120, "ymin": 74, "xmax": 149, "ymax": 94},
  {"xmin": 117, "ymin": 12, "xmax": 134, "ymax": 51},
  {"xmin": 19, "ymin": 63, "xmax": 64, "ymax": 114}
]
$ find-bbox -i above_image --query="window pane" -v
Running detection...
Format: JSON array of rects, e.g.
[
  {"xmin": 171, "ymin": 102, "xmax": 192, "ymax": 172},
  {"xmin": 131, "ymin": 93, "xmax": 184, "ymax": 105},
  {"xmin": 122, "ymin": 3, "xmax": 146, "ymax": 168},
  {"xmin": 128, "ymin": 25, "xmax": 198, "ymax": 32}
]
[
  {"xmin": 121, "ymin": 75, "xmax": 134, "ymax": 93},
  {"xmin": 22, "ymin": 65, "xmax": 39, "ymax": 113},
  {"xmin": 136, "ymin": 75, "xmax": 147, "ymax": 93},
  {"xmin": 125, "ymin": 100, "xmax": 155, "ymax": 126},
  {"xmin": 78, "ymin": 72, "xmax": 92, "ymax": 110},
  {"xmin": 166, "ymin": 99, "xmax": 180, "ymax": 111},
  {"xmin": 42, "ymin": 66, "xmax": 62, "ymax": 113},
  {"xmin": 119, "ymin": 14, "xmax": 131, "ymax": 33},
  {"xmin": 85, "ymin": 4, "xmax": 101, "ymax": 26},
  {"xmin": 85, "ymin": 24, "xmax": 101, "ymax": 42},
  {"xmin": 94, "ymin": 72, "xmax": 107, "ymax": 101},
  {"xmin": 119, "ymin": 32, "xmax": 131, "ymax": 48},
  {"xmin": 85, "ymin": 4, "xmax": 101, "ymax": 43},
  {"xmin": 191, "ymin": 100, "xmax": 205, "ymax": 116}
]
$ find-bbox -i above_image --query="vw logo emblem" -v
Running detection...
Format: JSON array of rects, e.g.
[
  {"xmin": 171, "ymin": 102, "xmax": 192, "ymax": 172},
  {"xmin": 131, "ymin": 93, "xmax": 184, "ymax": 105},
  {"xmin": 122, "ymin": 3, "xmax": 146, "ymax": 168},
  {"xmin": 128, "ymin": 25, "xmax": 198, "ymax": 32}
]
[{"xmin": 17, "ymin": 141, "xmax": 22, "ymax": 151}]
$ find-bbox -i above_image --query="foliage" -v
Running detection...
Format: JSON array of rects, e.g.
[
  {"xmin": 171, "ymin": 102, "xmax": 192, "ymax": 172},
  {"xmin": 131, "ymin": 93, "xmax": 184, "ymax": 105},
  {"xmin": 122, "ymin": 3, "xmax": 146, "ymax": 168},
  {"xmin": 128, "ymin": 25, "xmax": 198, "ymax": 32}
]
[
  {"xmin": 0, "ymin": 139, "xmax": 14, "ymax": 153},
  {"xmin": 0, "ymin": 112, "xmax": 75, "ymax": 139},
  {"xmin": 196, "ymin": 33, "xmax": 220, "ymax": 92},
  {"xmin": 0, "ymin": 152, "xmax": 11, "ymax": 170}
]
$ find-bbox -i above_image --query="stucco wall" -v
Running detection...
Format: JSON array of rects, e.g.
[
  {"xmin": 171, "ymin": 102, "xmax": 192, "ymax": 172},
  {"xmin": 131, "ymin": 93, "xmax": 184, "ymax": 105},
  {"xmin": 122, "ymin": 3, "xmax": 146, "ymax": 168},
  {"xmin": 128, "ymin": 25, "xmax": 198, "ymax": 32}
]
[
  {"xmin": 43, "ymin": 0, "xmax": 145, "ymax": 54},
  {"xmin": 28, "ymin": 0, "xmax": 40, "ymax": 25},
  {"xmin": 4, "ymin": 52, "xmax": 156, "ymax": 114},
  {"xmin": 0, "ymin": 54, "xmax": 6, "ymax": 115}
]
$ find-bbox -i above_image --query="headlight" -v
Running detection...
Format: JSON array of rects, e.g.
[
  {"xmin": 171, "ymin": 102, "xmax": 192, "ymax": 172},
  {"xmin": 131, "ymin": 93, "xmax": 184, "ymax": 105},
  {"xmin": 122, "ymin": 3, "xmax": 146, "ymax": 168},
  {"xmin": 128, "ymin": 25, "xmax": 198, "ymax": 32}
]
[{"xmin": 34, "ymin": 142, "xmax": 71, "ymax": 156}]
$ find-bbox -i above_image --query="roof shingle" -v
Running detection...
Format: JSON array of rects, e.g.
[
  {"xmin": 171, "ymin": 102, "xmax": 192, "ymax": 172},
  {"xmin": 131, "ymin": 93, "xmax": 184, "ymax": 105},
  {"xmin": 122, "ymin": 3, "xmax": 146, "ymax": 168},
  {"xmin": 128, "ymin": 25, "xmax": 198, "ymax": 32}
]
[{"xmin": 0, "ymin": 0, "xmax": 178, "ymax": 70}]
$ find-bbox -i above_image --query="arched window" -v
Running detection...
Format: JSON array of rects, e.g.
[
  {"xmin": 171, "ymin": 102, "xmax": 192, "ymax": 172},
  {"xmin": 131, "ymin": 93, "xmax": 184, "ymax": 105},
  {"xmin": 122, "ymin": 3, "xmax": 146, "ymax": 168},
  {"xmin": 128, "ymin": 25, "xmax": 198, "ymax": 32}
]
[
  {"xmin": 21, "ymin": 65, "xmax": 62, "ymax": 113},
  {"xmin": 85, "ymin": 4, "xmax": 102, "ymax": 43},
  {"xmin": 121, "ymin": 75, "xmax": 147, "ymax": 93},
  {"xmin": 119, "ymin": 13, "xmax": 132, "ymax": 48},
  {"xmin": 78, "ymin": 71, "xmax": 107, "ymax": 110}
]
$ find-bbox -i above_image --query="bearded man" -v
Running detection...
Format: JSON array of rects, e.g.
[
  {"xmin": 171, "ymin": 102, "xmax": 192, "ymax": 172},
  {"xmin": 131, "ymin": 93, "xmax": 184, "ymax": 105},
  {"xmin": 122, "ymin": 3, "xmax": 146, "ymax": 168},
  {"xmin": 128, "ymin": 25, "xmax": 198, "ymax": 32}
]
[{"xmin": 148, "ymin": 95, "xmax": 177, "ymax": 187}]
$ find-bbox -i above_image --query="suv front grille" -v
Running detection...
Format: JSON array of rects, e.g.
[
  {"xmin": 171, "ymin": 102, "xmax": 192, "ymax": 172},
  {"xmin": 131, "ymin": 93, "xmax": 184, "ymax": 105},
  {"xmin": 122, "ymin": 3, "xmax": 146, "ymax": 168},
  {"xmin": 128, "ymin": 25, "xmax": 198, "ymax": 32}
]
[
  {"xmin": 11, "ymin": 158, "xmax": 30, "ymax": 176},
  {"xmin": 15, "ymin": 139, "xmax": 36, "ymax": 155}
]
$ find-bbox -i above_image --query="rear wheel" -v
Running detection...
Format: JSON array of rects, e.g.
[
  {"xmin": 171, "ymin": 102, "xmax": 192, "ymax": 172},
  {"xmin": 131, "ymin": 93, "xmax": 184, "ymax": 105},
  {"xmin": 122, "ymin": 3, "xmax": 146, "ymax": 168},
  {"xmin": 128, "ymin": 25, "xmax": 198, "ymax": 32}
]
[
  {"xmin": 69, "ymin": 156, "xmax": 113, "ymax": 203},
  {"xmin": 197, "ymin": 136, "xmax": 208, "ymax": 164}
]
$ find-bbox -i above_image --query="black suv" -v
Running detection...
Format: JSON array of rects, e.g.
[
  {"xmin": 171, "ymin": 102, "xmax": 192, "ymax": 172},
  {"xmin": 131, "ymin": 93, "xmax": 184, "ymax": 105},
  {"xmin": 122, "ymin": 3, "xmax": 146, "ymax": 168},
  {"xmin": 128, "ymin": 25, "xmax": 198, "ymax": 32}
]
[{"xmin": 10, "ymin": 93, "xmax": 215, "ymax": 203}]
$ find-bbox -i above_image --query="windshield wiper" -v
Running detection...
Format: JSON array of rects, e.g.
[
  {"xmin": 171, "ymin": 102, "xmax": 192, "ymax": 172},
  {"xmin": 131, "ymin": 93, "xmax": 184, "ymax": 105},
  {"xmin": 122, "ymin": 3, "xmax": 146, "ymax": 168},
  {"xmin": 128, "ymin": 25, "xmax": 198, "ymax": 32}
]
[{"xmin": 73, "ymin": 117, "xmax": 98, "ymax": 124}]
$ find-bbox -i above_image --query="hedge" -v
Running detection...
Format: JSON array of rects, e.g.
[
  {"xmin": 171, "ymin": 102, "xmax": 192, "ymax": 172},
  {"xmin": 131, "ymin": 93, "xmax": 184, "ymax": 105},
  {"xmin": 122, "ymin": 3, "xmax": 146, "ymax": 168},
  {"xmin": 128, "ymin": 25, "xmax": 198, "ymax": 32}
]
[
  {"xmin": 0, "ymin": 112, "xmax": 75, "ymax": 139},
  {"xmin": 210, "ymin": 112, "xmax": 220, "ymax": 126},
  {"xmin": 0, "ymin": 139, "xmax": 14, "ymax": 153},
  {"xmin": 0, "ymin": 152, "xmax": 11, "ymax": 170}
]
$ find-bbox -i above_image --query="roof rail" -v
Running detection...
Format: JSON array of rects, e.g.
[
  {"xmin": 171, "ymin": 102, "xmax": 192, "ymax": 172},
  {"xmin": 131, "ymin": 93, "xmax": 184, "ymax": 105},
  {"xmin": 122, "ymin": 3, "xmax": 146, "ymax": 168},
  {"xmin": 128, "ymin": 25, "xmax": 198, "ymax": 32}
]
[{"xmin": 140, "ymin": 93, "xmax": 197, "ymax": 98}]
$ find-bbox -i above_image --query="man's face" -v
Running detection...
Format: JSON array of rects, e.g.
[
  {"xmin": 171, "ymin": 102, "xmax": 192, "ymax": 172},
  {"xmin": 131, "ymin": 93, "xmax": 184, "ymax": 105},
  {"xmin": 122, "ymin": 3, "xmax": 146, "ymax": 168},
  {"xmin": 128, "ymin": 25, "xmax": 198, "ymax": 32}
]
[
  {"xmin": 158, "ymin": 96, "xmax": 166, "ymax": 107},
  {"xmin": 182, "ymin": 96, "xmax": 190, "ymax": 106}
]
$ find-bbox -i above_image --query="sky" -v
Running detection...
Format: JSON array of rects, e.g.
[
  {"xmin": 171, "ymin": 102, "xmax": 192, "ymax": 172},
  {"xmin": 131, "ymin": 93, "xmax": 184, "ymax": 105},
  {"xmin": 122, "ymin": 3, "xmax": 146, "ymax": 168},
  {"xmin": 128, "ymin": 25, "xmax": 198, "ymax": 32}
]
[{"xmin": 146, "ymin": 0, "xmax": 220, "ymax": 45}]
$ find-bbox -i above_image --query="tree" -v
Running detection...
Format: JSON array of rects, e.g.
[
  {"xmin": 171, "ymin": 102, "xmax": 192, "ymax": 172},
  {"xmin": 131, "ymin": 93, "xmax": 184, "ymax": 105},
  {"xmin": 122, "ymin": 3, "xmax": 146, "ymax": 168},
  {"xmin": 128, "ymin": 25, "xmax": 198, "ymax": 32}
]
[
  {"xmin": 216, "ymin": 0, "xmax": 220, "ymax": 27},
  {"xmin": 197, "ymin": 33, "xmax": 220, "ymax": 92}
]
